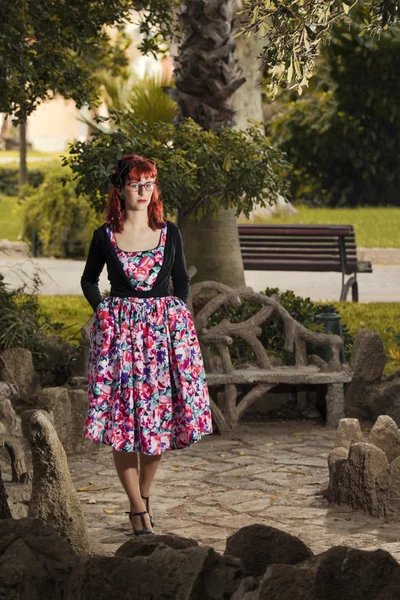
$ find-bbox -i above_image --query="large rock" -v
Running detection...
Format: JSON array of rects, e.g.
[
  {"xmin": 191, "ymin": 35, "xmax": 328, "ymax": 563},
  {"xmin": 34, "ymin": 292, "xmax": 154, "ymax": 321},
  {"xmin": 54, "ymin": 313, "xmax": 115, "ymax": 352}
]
[
  {"xmin": 38, "ymin": 387, "xmax": 72, "ymax": 452},
  {"xmin": 258, "ymin": 563, "xmax": 313, "ymax": 600},
  {"xmin": 116, "ymin": 532, "xmax": 199, "ymax": 558},
  {"xmin": 28, "ymin": 410, "xmax": 90, "ymax": 555},
  {"xmin": 327, "ymin": 446, "xmax": 348, "ymax": 503},
  {"xmin": 335, "ymin": 443, "xmax": 389, "ymax": 518},
  {"xmin": 350, "ymin": 329, "xmax": 386, "ymax": 383},
  {"xmin": 65, "ymin": 545, "xmax": 241, "ymax": 600},
  {"xmin": 0, "ymin": 347, "xmax": 40, "ymax": 401},
  {"xmin": 369, "ymin": 379, "xmax": 400, "ymax": 425},
  {"xmin": 3, "ymin": 481, "xmax": 31, "ymax": 518},
  {"xmin": 0, "ymin": 395, "xmax": 22, "ymax": 436},
  {"xmin": 0, "ymin": 518, "xmax": 78, "ymax": 600},
  {"xmin": 224, "ymin": 524, "xmax": 313, "ymax": 577},
  {"xmin": 256, "ymin": 546, "xmax": 400, "ymax": 600},
  {"xmin": 334, "ymin": 418, "xmax": 364, "ymax": 450},
  {"xmin": 387, "ymin": 456, "xmax": 400, "ymax": 518},
  {"xmin": 0, "ymin": 381, "xmax": 19, "ymax": 402},
  {"xmin": 68, "ymin": 389, "xmax": 90, "ymax": 453},
  {"xmin": 368, "ymin": 415, "xmax": 400, "ymax": 463},
  {"xmin": 344, "ymin": 381, "xmax": 376, "ymax": 421}
]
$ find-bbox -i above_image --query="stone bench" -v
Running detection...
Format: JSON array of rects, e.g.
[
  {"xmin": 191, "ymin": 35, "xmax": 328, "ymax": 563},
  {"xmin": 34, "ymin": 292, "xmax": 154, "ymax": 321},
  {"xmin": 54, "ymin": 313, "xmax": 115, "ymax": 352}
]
[{"xmin": 191, "ymin": 277, "xmax": 353, "ymax": 433}]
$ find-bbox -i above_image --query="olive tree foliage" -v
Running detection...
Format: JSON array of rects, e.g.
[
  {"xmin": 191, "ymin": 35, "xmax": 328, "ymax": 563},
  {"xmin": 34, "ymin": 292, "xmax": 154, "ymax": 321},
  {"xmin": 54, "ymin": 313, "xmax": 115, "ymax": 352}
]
[
  {"xmin": 0, "ymin": 0, "xmax": 176, "ymax": 124},
  {"xmin": 64, "ymin": 113, "xmax": 290, "ymax": 221},
  {"xmin": 240, "ymin": 0, "xmax": 399, "ymax": 96}
]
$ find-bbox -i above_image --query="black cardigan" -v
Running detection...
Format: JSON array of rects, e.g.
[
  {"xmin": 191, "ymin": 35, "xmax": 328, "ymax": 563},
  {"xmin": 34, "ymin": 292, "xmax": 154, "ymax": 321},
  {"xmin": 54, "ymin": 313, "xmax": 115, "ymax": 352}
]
[{"xmin": 81, "ymin": 220, "xmax": 190, "ymax": 311}]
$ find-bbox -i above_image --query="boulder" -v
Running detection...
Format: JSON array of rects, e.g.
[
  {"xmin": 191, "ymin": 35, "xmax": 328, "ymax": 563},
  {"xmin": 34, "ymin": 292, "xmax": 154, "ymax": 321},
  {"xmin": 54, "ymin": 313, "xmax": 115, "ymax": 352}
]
[
  {"xmin": 38, "ymin": 387, "xmax": 72, "ymax": 452},
  {"xmin": 65, "ymin": 545, "xmax": 241, "ymax": 600},
  {"xmin": 350, "ymin": 329, "xmax": 386, "ymax": 383},
  {"xmin": 0, "ymin": 395, "xmax": 22, "ymax": 436},
  {"xmin": 3, "ymin": 481, "xmax": 31, "ymax": 518},
  {"xmin": 0, "ymin": 518, "xmax": 78, "ymax": 600},
  {"xmin": 387, "ymin": 456, "xmax": 400, "ymax": 518},
  {"xmin": 0, "ymin": 347, "xmax": 40, "ymax": 401},
  {"xmin": 256, "ymin": 546, "xmax": 400, "ymax": 600},
  {"xmin": 369, "ymin": 379, "xmax": 400, "ymax": 425},
  {"xmin": 116, "ymin": 532, "xmax": 199, "ymax": 558},
  {"xmin": 327, "ymin": 446, "xmax": 348, "ymax": 503},
  {"xmin": 0, "ymin": 381, "xmax": 19, "ymax": 402},
  {"xmin": 368, "ymin": 415, "xmax": 400, "ymax": 463},
  {"xmin": 258, "ymin": 563, "xmax": 313, "ymax": 600},
  {"xmin": 334, "ymin": 418, "xmax": 364, "ymax": 450},
  {"xmin": 344, "ymin": 380, "xmax": 375, "ymax": 421},
  {"xmin": 224, "ymin": 524, "xmax": 313, "ymax": 577},
  {"xmin": 335, "ymin": 443, "xmax": 389, "ymax": 518},
  {"xmin": 28, "ymin": 410, "xmax": 90, "ymax": 555},
  {"xmin": 307, "ymin": 546, "xmax": 400, "ymax": 600},
  {"xmin": 68, "ymin": 389, "xmax": 90, "ymax": 453}
]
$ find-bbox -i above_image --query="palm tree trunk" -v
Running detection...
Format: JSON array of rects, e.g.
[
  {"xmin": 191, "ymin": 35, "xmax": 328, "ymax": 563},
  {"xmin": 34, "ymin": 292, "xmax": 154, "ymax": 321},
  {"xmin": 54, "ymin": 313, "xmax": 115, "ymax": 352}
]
[{"xmin": 173, "ymin": 0, "xmax": 246, "ymax": 286}]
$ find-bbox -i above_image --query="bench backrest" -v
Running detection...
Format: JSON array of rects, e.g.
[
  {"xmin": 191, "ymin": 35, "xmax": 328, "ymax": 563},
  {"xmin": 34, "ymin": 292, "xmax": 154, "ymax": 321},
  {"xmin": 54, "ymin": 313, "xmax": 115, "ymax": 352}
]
[{"xmin": 238, "ymin": 224, "xmax": 358, "ymax": 274}]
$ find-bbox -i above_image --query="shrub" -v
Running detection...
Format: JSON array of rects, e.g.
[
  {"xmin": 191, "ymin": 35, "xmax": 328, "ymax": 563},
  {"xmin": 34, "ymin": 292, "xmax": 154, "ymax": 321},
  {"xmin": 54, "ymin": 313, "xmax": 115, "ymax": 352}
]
[
  {"xmin": 0, "ymin": 273, "xmax": 79, "ymax": 385},
  {"xmin": 267, "ymin": 17, "xmax": 400, "ymax": 207},
  {"xmin": 0, "ymin": 162, "xmax": 52, "ymax": 196},
  {"xmin": 19, "ymin": 164, "xmax": 101, "ymax": 258}
]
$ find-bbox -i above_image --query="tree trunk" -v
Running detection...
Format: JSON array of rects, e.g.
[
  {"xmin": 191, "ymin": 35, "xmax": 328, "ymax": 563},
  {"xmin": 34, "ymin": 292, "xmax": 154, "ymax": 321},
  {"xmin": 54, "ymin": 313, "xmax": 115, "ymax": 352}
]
[
  {"xmin": 0, "ymin": 471, "xmax": 12, "ymax": 519},
  {"xmin": 179, "ymin": 206, "xmax": 245, "ymax": 287},
  {"xmin": 172, "ymin": 0, "xmax": 247, "ymax": 286},
  {"xmin": 19, "ymin": 120, "xmax": 28, "ymax": 197}
]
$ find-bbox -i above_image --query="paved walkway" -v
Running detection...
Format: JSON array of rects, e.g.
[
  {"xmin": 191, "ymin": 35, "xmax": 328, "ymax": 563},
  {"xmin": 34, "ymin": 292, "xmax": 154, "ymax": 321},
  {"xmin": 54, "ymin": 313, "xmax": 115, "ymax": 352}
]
[
  {"xmin": 69, "ymin": 422, "xmax": 400, "ymax": 559},
  {"xmin": 0, "ymin": 255, "xmax": 399, "ymax": 302}
]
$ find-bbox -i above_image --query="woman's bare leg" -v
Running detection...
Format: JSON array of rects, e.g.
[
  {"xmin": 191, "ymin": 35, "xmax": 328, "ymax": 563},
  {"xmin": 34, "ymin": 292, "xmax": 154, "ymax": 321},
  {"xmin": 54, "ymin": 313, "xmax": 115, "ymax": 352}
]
[
  {"xmin": 112, "ymin": 449, "xmax": 152, "ymax": 531},
  {"xmin": 139, "ymin": 453, "xmax": 162, "ymax": 519}
]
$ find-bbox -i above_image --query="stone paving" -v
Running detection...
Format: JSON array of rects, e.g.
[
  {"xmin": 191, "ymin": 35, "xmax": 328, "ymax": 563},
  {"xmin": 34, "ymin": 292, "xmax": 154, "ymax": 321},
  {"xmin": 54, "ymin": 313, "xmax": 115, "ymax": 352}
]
[{"xmin": 69, "ymin": 421, "xmax": 400, "ymax": 560}]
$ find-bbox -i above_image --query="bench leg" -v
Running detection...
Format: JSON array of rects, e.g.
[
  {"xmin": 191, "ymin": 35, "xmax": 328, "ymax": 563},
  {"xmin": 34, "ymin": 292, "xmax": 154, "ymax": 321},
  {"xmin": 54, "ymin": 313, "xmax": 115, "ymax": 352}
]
[
  {"xmin": 351, "ymin": 279, "xmax": 359, "ymax": 302},
  {"xmin": 326, "ymin": 383, "xmax": 344, "ymax": 427},
  {"xmin": 325, "ymin": 383, "xmax": 345, "ymax": 428},
  {"xmin": 340, "ymin": 275, "xmax": 357, "ymax": 302}
]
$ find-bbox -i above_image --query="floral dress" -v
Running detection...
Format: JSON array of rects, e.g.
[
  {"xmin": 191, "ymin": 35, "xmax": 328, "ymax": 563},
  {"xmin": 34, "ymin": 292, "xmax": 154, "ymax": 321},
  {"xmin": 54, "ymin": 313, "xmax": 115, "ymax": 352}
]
[{"xmin": 83, "ymin": 222, "xmax": 213, "ymax": 455}]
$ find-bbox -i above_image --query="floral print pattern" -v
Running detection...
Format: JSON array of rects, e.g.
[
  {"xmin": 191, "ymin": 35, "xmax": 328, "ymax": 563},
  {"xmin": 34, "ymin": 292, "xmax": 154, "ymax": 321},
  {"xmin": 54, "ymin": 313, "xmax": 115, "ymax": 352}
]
[
  {"xmin": 106, "ymin": 224, "xmax": 167, "ymax": 291},
  {"xmin": 83, "ymin": 223, "xmax": 213, "ymax": 455}
]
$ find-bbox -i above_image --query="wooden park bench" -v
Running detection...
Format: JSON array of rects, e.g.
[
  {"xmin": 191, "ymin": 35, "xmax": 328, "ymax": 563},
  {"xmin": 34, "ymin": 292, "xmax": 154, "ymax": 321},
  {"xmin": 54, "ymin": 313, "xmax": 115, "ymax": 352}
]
[
  {"xmin": 190, "ymin": 276, "xmax": 352, "ymax": 434},
  {"xmin": 238, "ymin": 224, "xmax": 372, "ymax": 302}
]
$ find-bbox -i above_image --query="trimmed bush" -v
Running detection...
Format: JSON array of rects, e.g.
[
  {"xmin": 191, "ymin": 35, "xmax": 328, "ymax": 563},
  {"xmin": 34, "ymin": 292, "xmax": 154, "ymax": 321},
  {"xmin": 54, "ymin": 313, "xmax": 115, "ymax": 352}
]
[
  {"xmin": 19, "ymin": 164, "xmax": 102, "ymax": 258},
  {"xmin": 0, "ymin": 161, "xmax": 54, "ymax": 196}
]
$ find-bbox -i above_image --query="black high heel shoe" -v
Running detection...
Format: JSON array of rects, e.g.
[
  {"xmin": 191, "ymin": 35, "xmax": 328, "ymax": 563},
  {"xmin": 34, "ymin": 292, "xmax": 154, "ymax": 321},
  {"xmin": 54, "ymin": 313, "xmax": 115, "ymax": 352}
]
[
  {"xmin": 125, "ymin": 510, "xmax": 154, "ymax": 536},
  {"xmin": 141, "ymin": 495, "xmax": 155, "ymax": 529}
]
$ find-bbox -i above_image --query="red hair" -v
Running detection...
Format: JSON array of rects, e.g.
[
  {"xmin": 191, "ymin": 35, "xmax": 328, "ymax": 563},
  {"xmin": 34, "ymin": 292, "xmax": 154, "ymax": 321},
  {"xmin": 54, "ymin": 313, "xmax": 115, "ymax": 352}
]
[{"xmin": 103, "ymin": 154, "xmax": 164, "ymax": 232}]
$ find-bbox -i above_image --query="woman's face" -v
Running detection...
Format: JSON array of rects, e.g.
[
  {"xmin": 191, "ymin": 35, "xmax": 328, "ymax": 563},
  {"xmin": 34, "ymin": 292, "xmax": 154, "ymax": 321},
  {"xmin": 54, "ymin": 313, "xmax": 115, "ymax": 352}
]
[{"xmin": 123, "ymin": 174, "xmax": 156, "ymax": 211}]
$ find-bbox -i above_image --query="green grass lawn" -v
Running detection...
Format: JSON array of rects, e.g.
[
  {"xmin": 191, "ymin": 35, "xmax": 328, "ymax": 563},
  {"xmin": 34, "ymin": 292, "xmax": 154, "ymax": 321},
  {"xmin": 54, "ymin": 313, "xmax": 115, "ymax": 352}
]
[
  {"xmin": 0, "ymin": 195, "xmax": 22, "ymax": 241},
  {"xmin": 38, "ymin": 296, "xmax": 400, "ymax": 373},
  {"xmin": 0, "ymin": 150, "xmax": 63, "ymax": 160},
  {"xmin": 241, "ymin": 206, "xmax": 400, "ymax": 248}
]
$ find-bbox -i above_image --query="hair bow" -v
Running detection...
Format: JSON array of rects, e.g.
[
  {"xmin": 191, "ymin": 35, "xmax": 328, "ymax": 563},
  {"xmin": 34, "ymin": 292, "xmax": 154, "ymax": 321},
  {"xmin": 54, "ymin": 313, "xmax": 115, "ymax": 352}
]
[{"xmin": 108, "ymin": 159, "xmax": 131, "ymax": 189}]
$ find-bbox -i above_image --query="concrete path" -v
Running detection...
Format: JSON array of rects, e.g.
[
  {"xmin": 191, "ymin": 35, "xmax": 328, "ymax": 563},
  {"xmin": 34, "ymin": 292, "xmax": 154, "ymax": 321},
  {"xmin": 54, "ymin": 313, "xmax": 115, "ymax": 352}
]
[
  {"xmin": 68, "ymin": 421, "xmax": 400, "ymax": 559},
  {"xmin": 0, "ymin": 254, "xmax": 399, "ymax": 302}
]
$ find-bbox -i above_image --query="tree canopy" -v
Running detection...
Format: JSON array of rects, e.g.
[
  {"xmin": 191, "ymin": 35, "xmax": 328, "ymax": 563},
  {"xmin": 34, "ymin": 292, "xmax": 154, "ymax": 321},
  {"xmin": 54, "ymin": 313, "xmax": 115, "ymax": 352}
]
[
  {"xmin": 0, "ymin": 0, "xmax": 176, "ymax": 123},
  {"xmin": 240, "ymin": 0, "xmax": 399, "ymax": 95}
]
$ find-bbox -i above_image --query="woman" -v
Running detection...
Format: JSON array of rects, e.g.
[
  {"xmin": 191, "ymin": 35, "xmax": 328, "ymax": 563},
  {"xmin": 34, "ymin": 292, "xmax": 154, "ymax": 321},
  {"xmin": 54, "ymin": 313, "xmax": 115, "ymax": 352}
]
[{"xmin": 81, "ymin": 154, "xmax": 213, "ymax": 536}]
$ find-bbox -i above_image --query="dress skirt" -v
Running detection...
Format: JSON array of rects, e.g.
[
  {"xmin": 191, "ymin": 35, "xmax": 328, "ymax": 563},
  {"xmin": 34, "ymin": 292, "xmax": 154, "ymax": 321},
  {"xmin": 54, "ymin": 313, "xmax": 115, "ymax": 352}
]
[{"xmin": 83, "ymin": 295, "xmax": 213, "ymax": 455}]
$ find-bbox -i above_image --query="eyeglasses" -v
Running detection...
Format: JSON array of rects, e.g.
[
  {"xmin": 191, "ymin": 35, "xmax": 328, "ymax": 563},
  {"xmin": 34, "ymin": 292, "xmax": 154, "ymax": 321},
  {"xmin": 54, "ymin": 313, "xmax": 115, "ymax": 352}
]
[{"xmin": 127, "ymin": 181, "xmax": 155, "ymax": 193}]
